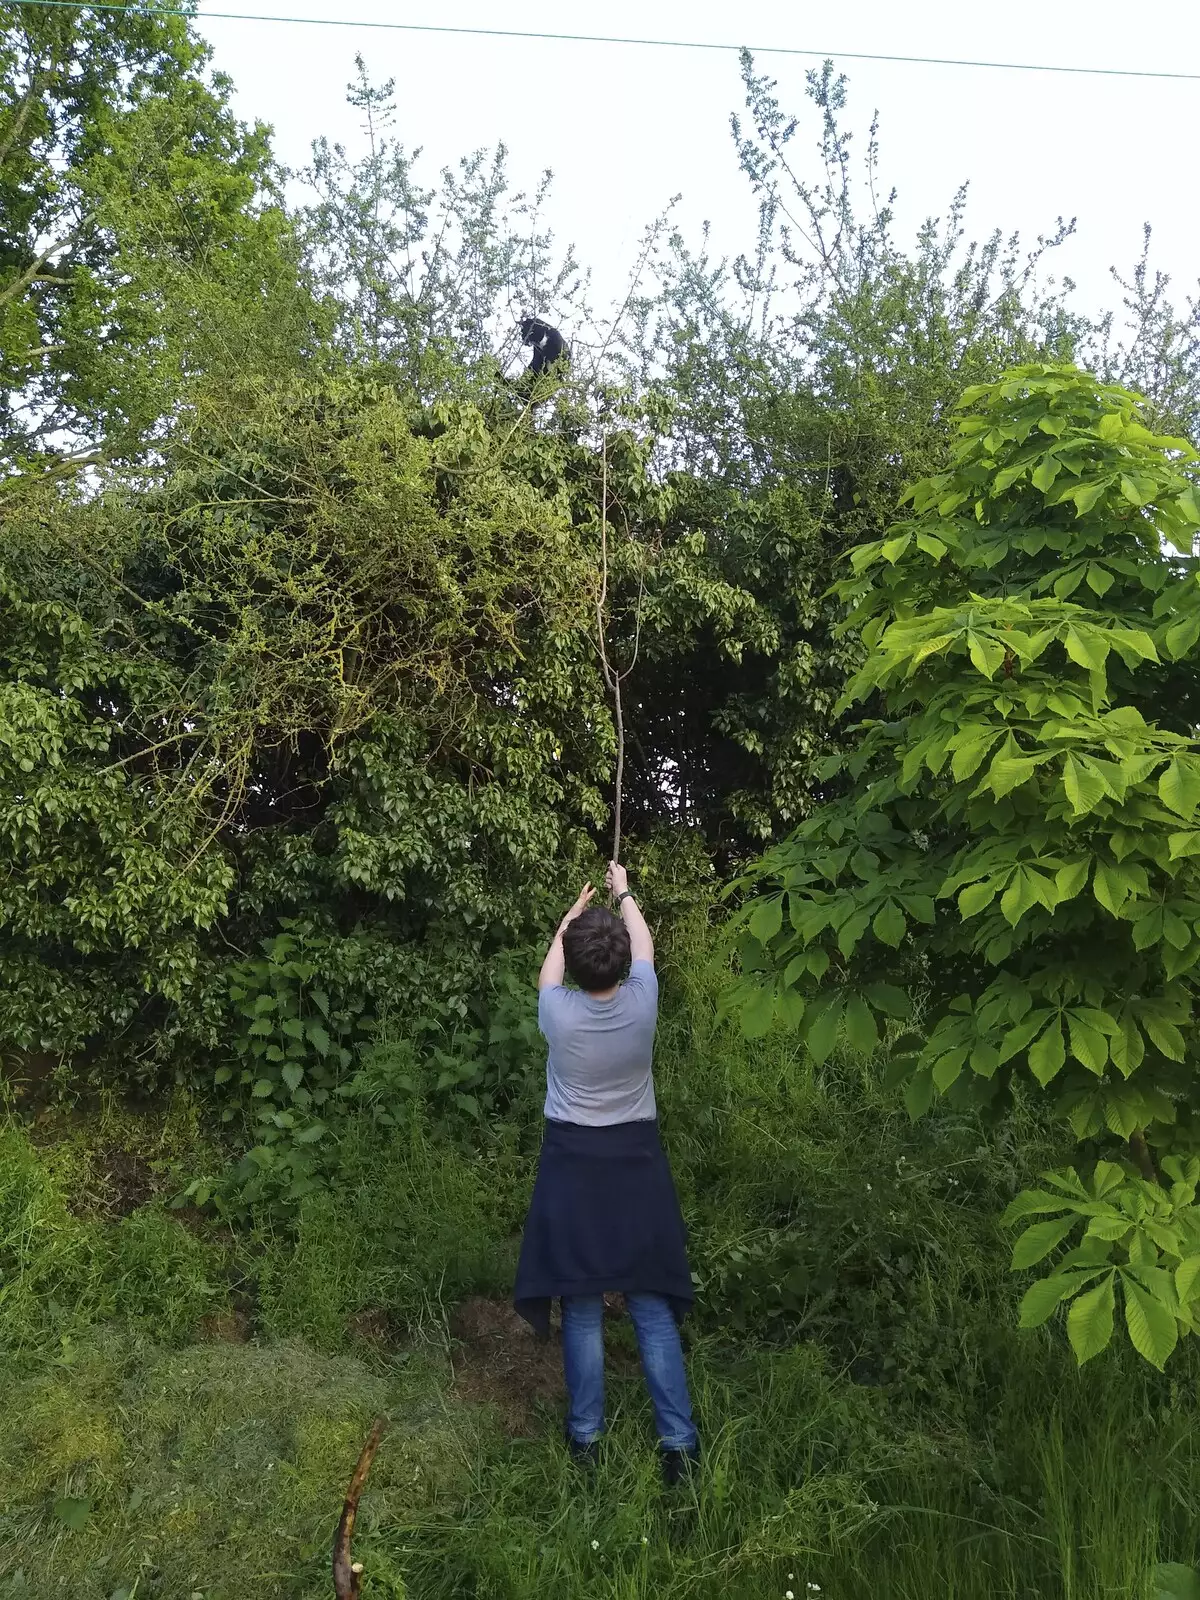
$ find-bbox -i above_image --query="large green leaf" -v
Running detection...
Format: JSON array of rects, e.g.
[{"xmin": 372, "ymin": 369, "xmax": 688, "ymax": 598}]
[
  {"xmin": 843, "ymin": 994, "xmax": 879, "ymax": 1053},
  {"xmin": 1150, "ymin": 1564, "xmax": 1200, "ymax": 1600},
  {"xmin": 1159, "ymin": 757, "xmax": 1200, "ymax": 821},
  {"xmin": 866, "ymin": 981, "xmax": 911, "ymax": 1018},
  {"xmin": 1092, "ymin": 861, "xmax": 1133, "ymax": 916},
  {"xmin": 951, "ymin": 731, "xmax": 1001, "ymax": 780},
  {"xmin": 967, "ymin": 631, "xmax": 1006, "ymax": 678},
  {"xmin": 1018, "ymin": 1270, "xmax": 1097, "ymax": 1328},
  {"xmin": 1084, "ymin": 1212, "xmax": 1131, "ymax": 1241},
  {"xmin": 1110, "ymin": 627, "xmax": 1158, "ymax": 665},
  {"xmin": 1165, "ymin": 615, "xmax": 1200, "ymax": 660},
  {"xmin": 969, "ymin": 1041, "xmax": 1001, "ymax": 1078},
  {"xmin": 1011, "ymin": 1216, "xmax": 1079, "ymax": 1270},
  {"xmin": 1142, "ymin": 1013, "xmax": 1186, "ymax": 1061},
  {"xmin": 1000, "ymin": 869, "xmax": 1039, "ymax": 926},
  {"xmin": 1119, "ymin": 474, "xmax": 1154, "ymax": 506},
  {"xmin": 1002, "ymin": 1187, "xmax": 1073, "ymax": 1223},
  {"xmin": 988, "ymin": 756, "xmax": 1045, "ymax": 801},
  {"xmin": 1063, "ymin": 753, "xmax": 1107, "ymax": 816},
  {"xmin": 53, "ymin": 1496, "xmax": 92, "ymax": 1532},
  {"xmin": 1066, "ymin": 1011, "xmax": 1109, "ymax": 1075},
  {"xmin": 993, "ymin": 463, "xmax": 1028, "ymax": 493},
  {"xmin": 959, "ymin": 878, "xmax": 1001, "ymax": 918},
  {"xmin": 1084, "ymin": 562, "xmax": 1114, "ymax": 597},
  {"xmin": 1028, "ymin": 1019, "xmax": 1066, "ymax": 1085},
  {"xmin": 777, "ymin": 987, "xmax": 807, "ymax": 1030},
  {"xmin": 904, "ymin": 1066, "xmax": 935, "ymax": 1120},
  {"xmin": 932, "ymin": 1048, "xmax": 967, "ymax": 1091},
  {"xmin": 1175, "ymin": 1256, "xmax": 1200, "ymax": 1306},
  {"xmin": 1063, "ymin": 624, "xmax": 1108, "ymax": 672},
  {"xmin": 1066, "ymin": 1272, "xmax": 1116, "ymax": 1365},
  {"xmin": 1054, "ymin": 857, "xmax": 1090, "ymax": 901},
  {"xmin": 1072, "ymin": 480, "xmax": 1107, "ymax": 515},
  {"xmin": 872, "ymin": 899, "xmax": 907, "ymax": 948},
  {"xmin": 805, "ymin": 996, "xmax": 843, "ymax": 1064},
  {"xmin": 741, "ymin": 985, "xmax": 776, "ymax": 1041},
  {"xmin": 1053, "ymin": 566, "xmax": 1087, "ymax": 599},
  {"xmin": 1124, "ymin": 1276, "xmax": 1179, "ymax": 1370},
  {"xmin": 749, "ymin": 896, "xmax": 784, "ymax": 943},
  {"xmin": 1092, "ymin": 1160, "xmax": 1126, "ymax": 1196}
]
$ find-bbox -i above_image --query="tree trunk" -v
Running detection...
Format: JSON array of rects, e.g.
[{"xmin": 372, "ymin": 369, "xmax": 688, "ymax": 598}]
[{"xmin": 1128, "ymin": 1129, "xmax": 1159, "ymax": 1185}]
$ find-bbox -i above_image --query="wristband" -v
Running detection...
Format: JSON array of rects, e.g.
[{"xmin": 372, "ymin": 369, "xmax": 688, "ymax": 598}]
[{"xmin": 616, "ymin": 890, "xmax": 634, "ymax": 906}]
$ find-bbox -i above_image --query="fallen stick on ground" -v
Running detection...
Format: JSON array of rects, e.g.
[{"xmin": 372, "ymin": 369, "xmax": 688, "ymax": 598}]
[{"xmin": 333, "ymin": 1415, "xmax": 388, "ymax": 1600}]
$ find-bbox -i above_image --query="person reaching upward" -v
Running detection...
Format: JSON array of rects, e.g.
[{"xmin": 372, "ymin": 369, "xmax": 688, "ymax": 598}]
[{"xmin": 513, "ymin": 861, "xmax": 699, "ymax": 1485}]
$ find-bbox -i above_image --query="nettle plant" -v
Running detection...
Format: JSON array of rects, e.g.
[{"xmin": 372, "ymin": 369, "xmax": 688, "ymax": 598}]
[
  {"xmin": 729, "ymin": 365, "xmax": 1200, "ymax": 1367},
  {"xmin": 204, "ymin": 926, "xmax": 374, "ymax": 1206}
]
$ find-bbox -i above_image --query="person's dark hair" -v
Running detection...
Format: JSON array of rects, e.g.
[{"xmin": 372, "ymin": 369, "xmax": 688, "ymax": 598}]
[{"xmin": 562, "ymin": 906, "xmax": 631, "ymax": 992}]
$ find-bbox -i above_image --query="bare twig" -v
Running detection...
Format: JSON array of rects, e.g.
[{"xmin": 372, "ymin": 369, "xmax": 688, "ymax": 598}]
[
  {"xmin": 333, "ymin": 1415, "xmax": 387, "ymax": 1600},
  {"xmin": 595, "ymin": 438, "xmax": 612, "ymax": 674},
  {"xmin": 587, "ymin": 210, "xmax": 673, "ymax": 386}
]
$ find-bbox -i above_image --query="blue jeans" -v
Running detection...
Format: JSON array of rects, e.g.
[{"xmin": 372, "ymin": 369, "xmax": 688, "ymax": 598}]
[{"xmin": 562, "ymin": 1292, "xmax": 698, "ymax": 1451}]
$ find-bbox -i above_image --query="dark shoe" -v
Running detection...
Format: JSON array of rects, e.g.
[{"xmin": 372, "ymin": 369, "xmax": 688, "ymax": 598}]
[
  {"xmin": 661, "ymin": 1445, "xmax": 700, "ymax": 1487},
  {"xmin": 566, "ymin": 1433, "xmax": 601, "ymax": 1469}
]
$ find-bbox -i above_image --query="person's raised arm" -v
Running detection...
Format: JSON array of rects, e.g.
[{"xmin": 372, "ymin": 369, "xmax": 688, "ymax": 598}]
[
  {"xmin": 606, "ymin": 861, "xmax": 653, "ymax": 967},
  {"xmin": 537, "ymin": 883, "xmax": 595, "ymax": 991}
]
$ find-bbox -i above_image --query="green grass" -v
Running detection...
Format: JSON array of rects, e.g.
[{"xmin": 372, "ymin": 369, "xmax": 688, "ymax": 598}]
[
  {"xmin": 0, "ymin": 1332, "xmax": 472, "ymax": 1598},
  {"xmin": 2, "ymin": 1316, "xmax": 1195, "ymax": 1599},
  {"xmin": 2, "ymin": 955, "xmax": 1199, "ymax": 1598}
]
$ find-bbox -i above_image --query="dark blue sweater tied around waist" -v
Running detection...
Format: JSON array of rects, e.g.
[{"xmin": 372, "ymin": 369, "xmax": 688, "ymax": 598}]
[{"xmin": 513, "ymin": 1117, "xmax": 694, "ymax": 1339}]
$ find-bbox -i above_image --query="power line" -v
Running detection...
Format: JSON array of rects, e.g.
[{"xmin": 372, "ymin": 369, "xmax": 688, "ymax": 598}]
[{"xmin": 12, "ymin": 0, "xmax": 1200, "ymax": 84}]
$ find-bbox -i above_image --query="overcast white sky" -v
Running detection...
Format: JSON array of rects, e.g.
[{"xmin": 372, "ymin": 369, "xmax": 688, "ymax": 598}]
[{"xmin": 198, "ymin": 1, "xmax": 1198, "ymax": 333}]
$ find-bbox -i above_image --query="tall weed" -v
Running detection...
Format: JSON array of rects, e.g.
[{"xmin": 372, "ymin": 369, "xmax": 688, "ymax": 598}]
[
  {"xmin": 0, "ymin": 1123, "xmax": 229, "ymax": 1363},
  {"xmin": 255, "ymin": 1104, "xmax": 528, "ymax": 1347}
]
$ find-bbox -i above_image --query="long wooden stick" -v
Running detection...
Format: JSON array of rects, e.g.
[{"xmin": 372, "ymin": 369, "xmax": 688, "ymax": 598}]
[
  {"xmin": 611, "ymin": 671, "xmax": 625, "ymax": 865},
  {"xmin": 595, "ymin": 433, "xmax": 621, "ymax": 862},
  {"xmin": 333, "ymin": 1415, "xmax": 387, "ymax": 1600},
  {"xmin": 593, "ymin": 433, "xmax": 645, "ymax": 865}
]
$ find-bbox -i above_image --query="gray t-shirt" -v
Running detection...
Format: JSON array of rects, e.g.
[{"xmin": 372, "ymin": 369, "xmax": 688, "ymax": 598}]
[{"xmin": 538, "ymin": 959, "xmax": 659, "ymax": 1125}]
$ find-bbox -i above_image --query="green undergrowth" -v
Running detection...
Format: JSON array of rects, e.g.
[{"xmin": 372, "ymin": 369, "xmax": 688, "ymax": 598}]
[{"xmin": 2, "ymin": 959, "xmax": 1200, "ymax": 1596}]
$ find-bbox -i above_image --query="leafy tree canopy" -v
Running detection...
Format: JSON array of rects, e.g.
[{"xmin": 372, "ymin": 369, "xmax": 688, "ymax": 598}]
[
  {"xmin": 0, "ymin": 0, "xmax": 312, "ymax": 468},
  {"xmin": 729, "ymin": 363, "xmax": 1200, "ymax": 1367}
]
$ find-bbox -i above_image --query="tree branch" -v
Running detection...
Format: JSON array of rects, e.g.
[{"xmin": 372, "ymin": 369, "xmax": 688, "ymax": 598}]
[
  {"xmin": 0, "ymin": 61, "xmax": 51, "ymax": 172},
  {"xmin": 332, "ymin": 1415, "xmax": 387, "ymax": 1600},
  {"xmin": 593, "ymin": 435, "xmax": 641, "ymax": 863},
  {"xmin": 1129, "ymin": 1129, "xmax": 1159, "ymax": 1185},
  {"xmin": 0, "ymin": 215, "xmax": 93, "ymax": 309}
]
